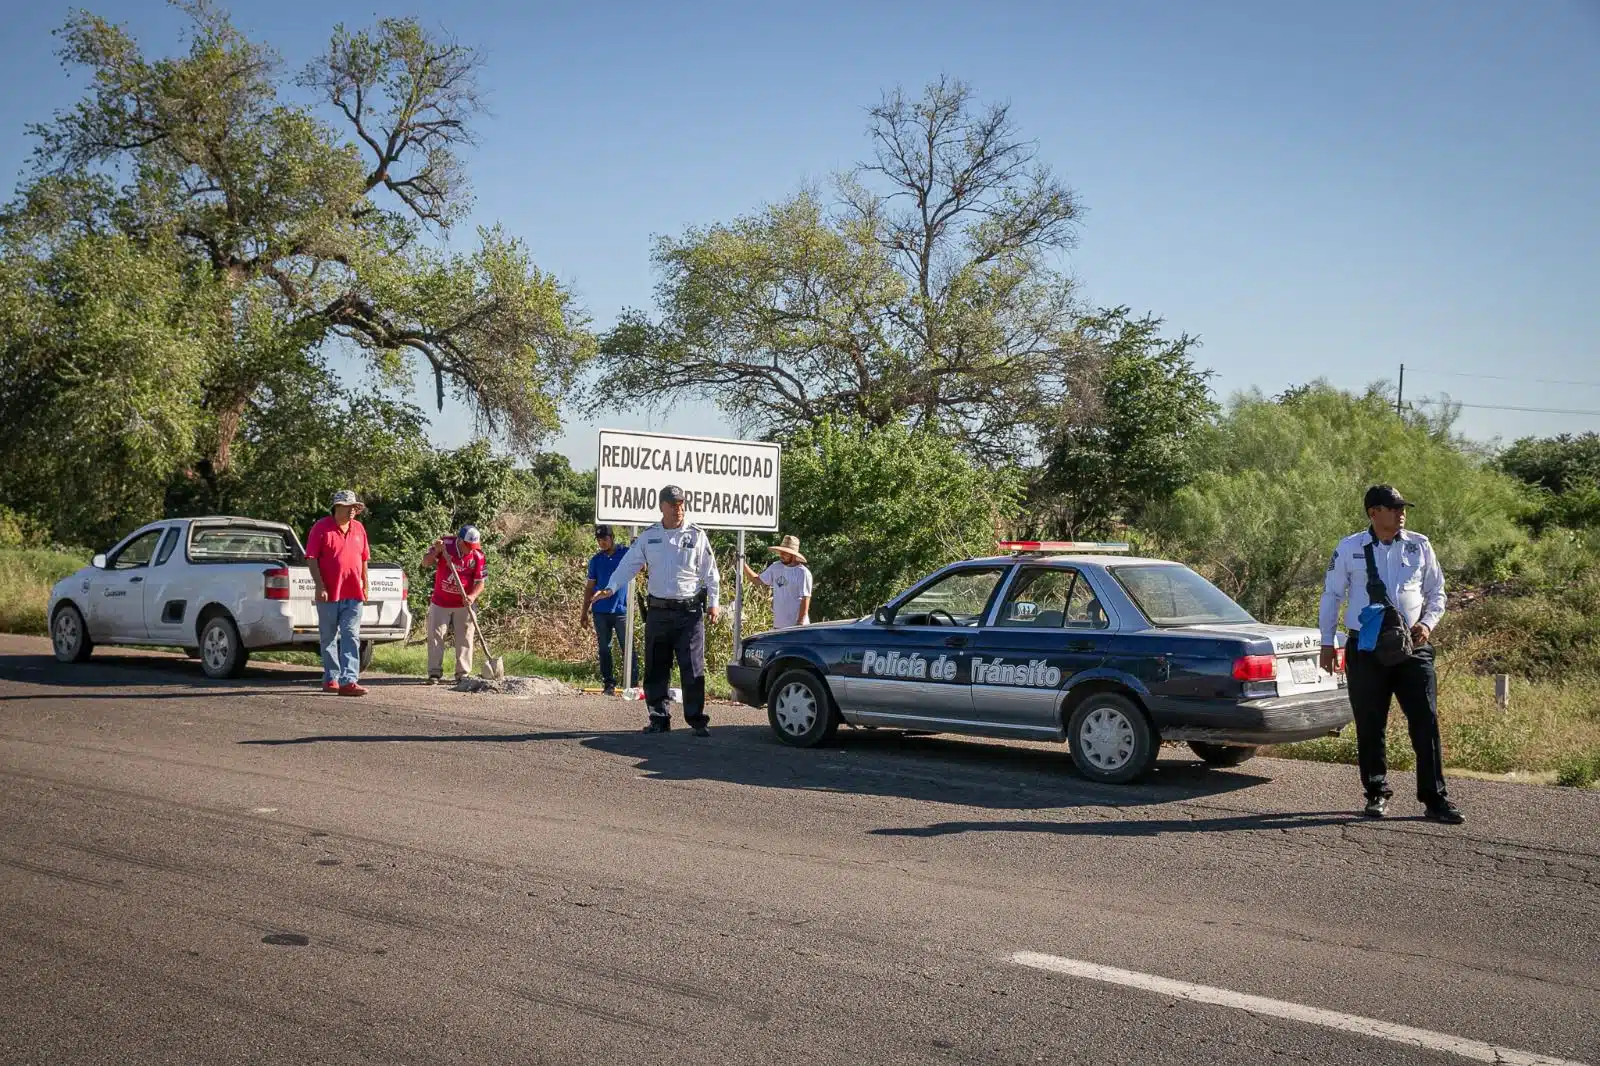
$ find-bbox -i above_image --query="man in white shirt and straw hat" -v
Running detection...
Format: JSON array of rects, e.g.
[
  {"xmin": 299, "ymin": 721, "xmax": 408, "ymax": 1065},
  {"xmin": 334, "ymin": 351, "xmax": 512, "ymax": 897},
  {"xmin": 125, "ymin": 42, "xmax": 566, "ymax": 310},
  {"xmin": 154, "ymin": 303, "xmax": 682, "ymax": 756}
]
[{"xmin": 740, "ymin": 535, "xmax": 814, "ymax": 629}]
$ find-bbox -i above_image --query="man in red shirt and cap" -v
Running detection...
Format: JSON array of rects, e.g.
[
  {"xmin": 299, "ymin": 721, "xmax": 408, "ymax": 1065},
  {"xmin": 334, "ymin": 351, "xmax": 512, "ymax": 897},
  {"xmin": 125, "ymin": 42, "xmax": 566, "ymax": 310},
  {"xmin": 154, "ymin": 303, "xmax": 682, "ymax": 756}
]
[
  {"xmin": 304, "ymin": 490, "xmax": 371, "ymax": 696},
  {"xmin": 422, "ymin": 525, "xmax": 487, "ymax": 684}
]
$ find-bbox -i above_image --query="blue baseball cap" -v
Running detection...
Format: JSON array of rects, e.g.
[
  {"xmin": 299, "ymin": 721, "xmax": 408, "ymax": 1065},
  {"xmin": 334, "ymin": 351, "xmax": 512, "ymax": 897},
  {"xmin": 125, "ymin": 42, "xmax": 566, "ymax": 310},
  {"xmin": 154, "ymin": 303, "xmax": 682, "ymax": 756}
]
[{"xmin": 457, "ymin": 524, "xmax": 481, "ymax": 544}]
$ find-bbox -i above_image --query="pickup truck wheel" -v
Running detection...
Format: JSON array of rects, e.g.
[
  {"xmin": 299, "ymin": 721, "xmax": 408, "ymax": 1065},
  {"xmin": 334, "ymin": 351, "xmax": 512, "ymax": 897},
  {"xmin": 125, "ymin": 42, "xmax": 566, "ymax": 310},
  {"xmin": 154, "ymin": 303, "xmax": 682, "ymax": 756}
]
[
  {"xmin": 198, "ymin": 614, "xmax": 249, "ymax": 679},
  {"xmin": 51, "ymin": 605, "xmax": 93, "ymax": 663},
  {"xmin": 359, "ymin": 640, "xmax": 374, "ymax": 672},
  {"xmin": 1067, "ymin": 693, "xmax": 1159, "ymax": 784},
  {"xmin": 1188, "ymin": 741, "xmax": 1258, "ymax": 767},
  {"xmin": 768, "ymin": 669, "xmax": 839, "ymax": 748}
]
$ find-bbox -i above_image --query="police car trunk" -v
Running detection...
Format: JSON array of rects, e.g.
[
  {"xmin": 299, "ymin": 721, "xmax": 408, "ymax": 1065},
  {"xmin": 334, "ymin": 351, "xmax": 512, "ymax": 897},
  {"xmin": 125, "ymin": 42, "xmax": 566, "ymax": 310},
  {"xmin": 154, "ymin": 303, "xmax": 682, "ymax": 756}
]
[{"xmin": 1177, "ymin": 623, "xmax": 1340, "ymax": 699}]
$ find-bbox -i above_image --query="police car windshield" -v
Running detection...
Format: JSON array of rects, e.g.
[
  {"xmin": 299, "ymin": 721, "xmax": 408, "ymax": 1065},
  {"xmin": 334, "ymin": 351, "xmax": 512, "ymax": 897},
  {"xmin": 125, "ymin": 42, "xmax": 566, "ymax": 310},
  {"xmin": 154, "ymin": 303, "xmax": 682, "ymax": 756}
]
[{"xmin": 1112, "ymin": 565, "xmax": 1254, "ymax": 627}]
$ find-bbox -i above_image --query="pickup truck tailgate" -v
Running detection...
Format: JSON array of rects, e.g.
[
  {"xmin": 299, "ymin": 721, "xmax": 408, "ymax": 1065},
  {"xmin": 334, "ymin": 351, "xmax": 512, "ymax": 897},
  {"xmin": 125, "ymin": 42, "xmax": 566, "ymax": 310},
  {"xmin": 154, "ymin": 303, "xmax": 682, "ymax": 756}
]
[{"xmin": 288, "ymin": 566, "xmax": 409, "ymax": 629}]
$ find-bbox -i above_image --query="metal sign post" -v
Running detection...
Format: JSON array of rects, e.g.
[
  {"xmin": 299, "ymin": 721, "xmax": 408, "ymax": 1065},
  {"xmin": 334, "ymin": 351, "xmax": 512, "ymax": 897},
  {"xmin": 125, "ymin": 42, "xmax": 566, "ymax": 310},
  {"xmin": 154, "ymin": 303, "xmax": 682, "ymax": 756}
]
[
  {"xmin": 732, "ymin": 529, "xmax": 746, "ymax": 661},
  {"xmin": 622, "ymin": 524, "xmax": 637, "ymax": 692}
]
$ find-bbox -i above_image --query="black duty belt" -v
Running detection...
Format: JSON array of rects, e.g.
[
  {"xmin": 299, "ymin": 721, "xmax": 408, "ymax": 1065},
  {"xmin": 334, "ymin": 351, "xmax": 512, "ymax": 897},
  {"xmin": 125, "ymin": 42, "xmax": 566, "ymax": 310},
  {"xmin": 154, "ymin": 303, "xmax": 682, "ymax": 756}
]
[{"xmin": 647, "ymin": 595, "xmax": 703, "ymax": 611}]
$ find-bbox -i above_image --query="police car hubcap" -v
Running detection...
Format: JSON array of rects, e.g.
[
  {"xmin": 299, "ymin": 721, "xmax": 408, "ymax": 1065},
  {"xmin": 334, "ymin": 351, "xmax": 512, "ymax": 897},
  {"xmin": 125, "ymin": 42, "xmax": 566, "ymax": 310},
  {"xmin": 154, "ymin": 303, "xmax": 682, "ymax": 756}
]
[
  {"xmin": 1080, "ymin": 707, "xmax": 1136, "ymax": 769},
  {"xmin": 774, "ymin": 682, "xmax": 818, "ymax": 735}
]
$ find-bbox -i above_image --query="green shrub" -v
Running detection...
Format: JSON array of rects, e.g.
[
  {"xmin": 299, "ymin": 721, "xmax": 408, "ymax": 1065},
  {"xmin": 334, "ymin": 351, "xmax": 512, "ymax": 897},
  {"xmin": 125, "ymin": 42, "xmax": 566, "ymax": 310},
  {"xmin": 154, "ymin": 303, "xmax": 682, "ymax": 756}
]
[{"xmin": 1555, "ymin": 749, "xmax": 1600, "ymax": 788}]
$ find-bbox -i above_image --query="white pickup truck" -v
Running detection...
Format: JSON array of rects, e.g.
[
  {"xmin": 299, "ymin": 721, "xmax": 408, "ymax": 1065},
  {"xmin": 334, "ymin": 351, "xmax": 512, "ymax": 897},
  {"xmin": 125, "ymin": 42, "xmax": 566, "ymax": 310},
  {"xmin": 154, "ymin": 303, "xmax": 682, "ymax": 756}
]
[{"xmin": 46, "ymin": 516, "xmax": 412, "ymax": 679}]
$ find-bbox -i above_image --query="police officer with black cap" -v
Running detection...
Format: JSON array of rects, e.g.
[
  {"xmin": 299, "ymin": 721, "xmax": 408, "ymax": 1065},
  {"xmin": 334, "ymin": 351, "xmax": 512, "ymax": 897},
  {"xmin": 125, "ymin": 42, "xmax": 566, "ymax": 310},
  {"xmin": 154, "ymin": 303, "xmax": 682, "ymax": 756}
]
[
  {"xmin": 1320, "ymin": 484, "xmax": 1463, "ymax": 824},
  {"xmin": 593, "ymin": 484, "xmax": 721, "ymax": 735}
]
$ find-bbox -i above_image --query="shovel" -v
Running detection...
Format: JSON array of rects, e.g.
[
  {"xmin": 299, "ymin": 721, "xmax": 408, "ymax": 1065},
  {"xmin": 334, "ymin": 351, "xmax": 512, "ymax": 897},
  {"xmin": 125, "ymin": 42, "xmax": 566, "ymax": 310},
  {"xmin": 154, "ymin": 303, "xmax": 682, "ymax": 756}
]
[{"xmin": 442, "ymin": 550, "xmax": 505, "ymax": 680}]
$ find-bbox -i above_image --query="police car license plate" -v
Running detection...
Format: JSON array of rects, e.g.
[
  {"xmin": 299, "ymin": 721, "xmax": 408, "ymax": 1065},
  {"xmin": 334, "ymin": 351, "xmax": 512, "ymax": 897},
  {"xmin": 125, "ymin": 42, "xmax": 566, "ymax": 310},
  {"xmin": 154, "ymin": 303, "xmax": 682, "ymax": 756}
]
[{"xmin": 1289, "ymin": 656, "xmax": 1317, "ymax": 684}]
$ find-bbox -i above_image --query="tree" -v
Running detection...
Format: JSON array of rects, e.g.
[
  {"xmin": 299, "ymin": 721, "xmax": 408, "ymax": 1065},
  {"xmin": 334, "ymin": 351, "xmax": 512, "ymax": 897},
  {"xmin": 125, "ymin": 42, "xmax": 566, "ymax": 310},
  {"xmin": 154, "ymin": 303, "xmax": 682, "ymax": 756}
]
[
  {"xmin": 1147, "ymin": 384, "xmax": 1528, "ymax": 623},
  {"xmin": 0, "ymin": 3, "xmax": 592, "ymax": 542},
  {"xmin": 1498, "ymin": 433, "xmax": 1600, "ymax": 533},
  {"xmin": 591, "ymin": 78, "xmax": 1084, "ymax": 463},
  {"xmin": 1032, "ymin": 308, "xmax": 1216, "ymax": 537},
  {"xmin": 1497, "ymin": 433, "xmax": 1600, "ymax": 496},
  {"xmin": 776, "ymin": 419, "xmax": 1023, "ymax": 619}
]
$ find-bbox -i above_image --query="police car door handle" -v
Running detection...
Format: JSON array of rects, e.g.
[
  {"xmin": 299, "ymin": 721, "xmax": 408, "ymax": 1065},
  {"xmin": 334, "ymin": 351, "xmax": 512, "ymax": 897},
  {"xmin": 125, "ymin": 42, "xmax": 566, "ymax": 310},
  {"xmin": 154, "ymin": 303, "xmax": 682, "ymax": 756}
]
[
  {"xmin": 1065, "ymin": 639, "xmax": 1093, "ymax": 652},
  {"xmin": 128, "ymin": 576, "xmax": 143, "ymax": 584},
  {"xmin": 944, "ymin": 636, "xmax": 968, "ymax": 648}
]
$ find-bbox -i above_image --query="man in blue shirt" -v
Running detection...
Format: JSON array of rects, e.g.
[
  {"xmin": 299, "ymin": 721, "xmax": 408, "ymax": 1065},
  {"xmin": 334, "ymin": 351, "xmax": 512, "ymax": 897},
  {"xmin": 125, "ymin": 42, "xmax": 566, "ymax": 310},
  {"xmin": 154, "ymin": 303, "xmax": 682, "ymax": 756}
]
[{"xmin": 582, "ymin": 525, "xmax": 639, "ymax": 695}]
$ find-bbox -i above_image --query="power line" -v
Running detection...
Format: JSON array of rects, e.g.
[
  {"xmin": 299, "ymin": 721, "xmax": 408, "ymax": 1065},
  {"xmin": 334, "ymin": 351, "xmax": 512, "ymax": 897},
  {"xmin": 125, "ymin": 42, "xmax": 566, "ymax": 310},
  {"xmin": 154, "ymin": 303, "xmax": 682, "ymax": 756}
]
[
  {"xmin": 1412, "ymin": 398, "xmax": 1600, "ymax": 417},
  {"xmin": 1405, "ymin": 368, "xmax": 1600, "ymax": 389}
]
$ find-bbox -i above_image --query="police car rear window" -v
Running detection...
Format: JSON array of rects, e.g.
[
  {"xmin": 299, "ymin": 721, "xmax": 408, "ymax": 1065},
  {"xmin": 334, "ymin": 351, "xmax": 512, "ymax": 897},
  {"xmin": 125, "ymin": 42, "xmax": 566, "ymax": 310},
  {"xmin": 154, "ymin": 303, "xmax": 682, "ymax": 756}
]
[{"xmin": 1112, "ymin": 565, "xmax": 1253, "ymax": 627}]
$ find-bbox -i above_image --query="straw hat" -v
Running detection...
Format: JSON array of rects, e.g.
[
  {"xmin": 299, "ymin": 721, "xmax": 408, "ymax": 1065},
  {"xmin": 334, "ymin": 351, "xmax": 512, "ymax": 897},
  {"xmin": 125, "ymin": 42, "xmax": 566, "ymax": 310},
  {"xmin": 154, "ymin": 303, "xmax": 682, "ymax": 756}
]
[{"xmin": 769, "ymin": 535, "xmax": 806, "ymax": 564}]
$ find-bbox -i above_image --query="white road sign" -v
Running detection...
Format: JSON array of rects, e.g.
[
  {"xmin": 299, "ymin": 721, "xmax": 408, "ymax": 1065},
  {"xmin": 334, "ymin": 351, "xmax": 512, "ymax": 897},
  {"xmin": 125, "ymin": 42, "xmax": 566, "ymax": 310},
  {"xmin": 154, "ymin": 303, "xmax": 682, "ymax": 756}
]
[{"xmin": 595, "ymin": 429, "xmax": 781, "ymax": 531}]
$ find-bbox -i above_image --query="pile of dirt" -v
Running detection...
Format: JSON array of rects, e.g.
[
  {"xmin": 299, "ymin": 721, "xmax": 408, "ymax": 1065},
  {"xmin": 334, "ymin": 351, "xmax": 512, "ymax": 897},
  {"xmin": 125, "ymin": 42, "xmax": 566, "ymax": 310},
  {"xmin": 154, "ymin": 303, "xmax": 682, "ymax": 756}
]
[{"xmin": 452, "ymin": 676, "xmax": 577, "ymax": 698}]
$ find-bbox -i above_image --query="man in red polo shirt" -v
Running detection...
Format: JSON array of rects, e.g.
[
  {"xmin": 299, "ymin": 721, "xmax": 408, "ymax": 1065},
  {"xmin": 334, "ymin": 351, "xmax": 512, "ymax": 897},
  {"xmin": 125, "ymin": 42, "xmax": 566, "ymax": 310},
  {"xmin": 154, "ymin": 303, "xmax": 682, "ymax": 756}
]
[
  {"xmin": 422, "ymin": 524, "xmax": 487, "ymax": 684},
  {"xmin": 304, "ymin": 490, "xmax": 371, "ymax": 696}
]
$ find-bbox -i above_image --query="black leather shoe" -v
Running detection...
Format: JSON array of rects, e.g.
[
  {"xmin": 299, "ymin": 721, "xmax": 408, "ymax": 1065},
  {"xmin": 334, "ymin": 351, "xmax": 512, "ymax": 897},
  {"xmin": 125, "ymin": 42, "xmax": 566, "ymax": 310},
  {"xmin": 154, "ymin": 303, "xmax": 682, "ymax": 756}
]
[
  {"xmin": 691, "ymin": 725, "xmax": 710, "ymax": 737},
  {"xmin": 642, "ymin": 719, "xmax": 670, "ymax": 734},
  {"xmin": 602, "ymin": 685, "xmax": 616, "ymax": 696},
  {"xmin": 1363, "ymin": 795, "xmax": 1388, "ymax": 818},
  {"xmin": 1423, "ymin": 801, "xmax": 1465, "ymax": 825}
]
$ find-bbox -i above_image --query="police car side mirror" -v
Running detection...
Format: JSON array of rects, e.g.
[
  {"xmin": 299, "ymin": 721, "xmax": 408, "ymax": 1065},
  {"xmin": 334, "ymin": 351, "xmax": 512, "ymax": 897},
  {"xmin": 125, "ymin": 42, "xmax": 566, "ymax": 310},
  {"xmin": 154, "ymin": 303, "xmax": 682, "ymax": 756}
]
[
  {"xmin": 873, "ymin": 605, "xmax": 895, "ymax": 626},
  {"xmin": 91, "ymin": 554, "xmax": 107, "ymax": 570}
]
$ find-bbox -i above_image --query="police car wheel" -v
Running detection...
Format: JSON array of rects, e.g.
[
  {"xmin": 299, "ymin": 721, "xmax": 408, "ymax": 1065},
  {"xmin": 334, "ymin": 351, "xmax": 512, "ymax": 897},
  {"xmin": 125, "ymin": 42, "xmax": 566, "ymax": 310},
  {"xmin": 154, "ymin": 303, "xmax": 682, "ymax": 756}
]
[
  {"xmin": 1188, "ymin": 741, "xmax": 1258, "ymax": 767},
  {"xmin": 767, "ymin": 669, "xmax": 838, "ymax": 748},
  {"xmin": 359, "ymin": 640, "xmax": 375, "ymax": 672},
  {"xmin": 1067, "ymin": 693, "xmax": 1158, "ymax": 784}
]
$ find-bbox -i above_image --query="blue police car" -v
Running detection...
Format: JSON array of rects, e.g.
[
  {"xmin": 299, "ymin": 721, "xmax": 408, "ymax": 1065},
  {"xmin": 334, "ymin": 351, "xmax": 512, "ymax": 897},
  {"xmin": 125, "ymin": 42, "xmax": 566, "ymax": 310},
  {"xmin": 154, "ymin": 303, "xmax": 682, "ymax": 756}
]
[{"xmin": 726, "ymin": 543, "xmax": 1351, "ymax": 784}]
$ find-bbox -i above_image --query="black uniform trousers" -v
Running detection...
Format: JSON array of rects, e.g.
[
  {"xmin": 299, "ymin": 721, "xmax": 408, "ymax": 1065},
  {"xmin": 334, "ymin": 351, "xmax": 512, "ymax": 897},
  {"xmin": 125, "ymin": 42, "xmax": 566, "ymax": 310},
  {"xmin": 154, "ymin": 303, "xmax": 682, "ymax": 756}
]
[
  {"xmin": 643, "ymin": 604, "xmax": 707, "ymax": 726},
  {"xmin": 1344, "ymin": 641, "xmax": 1447, "ymax": 804}
]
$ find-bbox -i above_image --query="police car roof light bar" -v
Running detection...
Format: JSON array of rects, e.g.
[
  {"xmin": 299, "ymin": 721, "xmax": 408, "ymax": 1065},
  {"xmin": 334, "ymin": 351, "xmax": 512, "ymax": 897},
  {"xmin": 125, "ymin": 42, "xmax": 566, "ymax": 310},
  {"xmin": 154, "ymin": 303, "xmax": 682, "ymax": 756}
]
[{"xmin": 997, "ymin": 540, "xmax": 1131, "ymax": 554}]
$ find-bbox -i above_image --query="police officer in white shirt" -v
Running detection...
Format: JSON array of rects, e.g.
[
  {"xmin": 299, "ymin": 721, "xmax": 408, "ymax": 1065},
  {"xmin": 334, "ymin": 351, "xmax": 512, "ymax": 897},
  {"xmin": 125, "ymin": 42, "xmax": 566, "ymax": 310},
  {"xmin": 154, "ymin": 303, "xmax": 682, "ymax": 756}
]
[
  {"xmin": 1319, "ymin": 485, "xmax": 1462, "ymax": 824},
  {"xmin": 594, "ymin": 484, "xmax": 721, "ymax": 735}
]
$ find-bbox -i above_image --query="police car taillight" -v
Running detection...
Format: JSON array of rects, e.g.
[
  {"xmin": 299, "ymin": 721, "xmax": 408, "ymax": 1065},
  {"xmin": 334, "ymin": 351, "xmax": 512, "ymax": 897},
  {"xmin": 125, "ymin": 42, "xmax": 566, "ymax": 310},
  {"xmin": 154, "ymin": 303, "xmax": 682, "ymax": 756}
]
[
  {"xmin": 1231, "ymin": 655, "xmax": 1276, "ymax": 682},
  {"xmin": 998, "ymin": 540, "xmax": 1131, "ymax": 554},
  {"xmin": 264, "ymin": 567, "xmax": 291, "ymax": 601}
]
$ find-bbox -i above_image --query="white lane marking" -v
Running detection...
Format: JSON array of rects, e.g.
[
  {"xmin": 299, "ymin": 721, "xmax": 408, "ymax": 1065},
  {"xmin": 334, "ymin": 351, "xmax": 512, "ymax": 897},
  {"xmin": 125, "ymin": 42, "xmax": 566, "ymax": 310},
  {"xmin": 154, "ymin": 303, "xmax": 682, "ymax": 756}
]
[
  {"xmin": 252, "ymin": 807, "xmax": 278, "ymax": 813},
  {"xmin": 1011, "ymin": 952, "xmax": 1591, "ymax": 1066}
]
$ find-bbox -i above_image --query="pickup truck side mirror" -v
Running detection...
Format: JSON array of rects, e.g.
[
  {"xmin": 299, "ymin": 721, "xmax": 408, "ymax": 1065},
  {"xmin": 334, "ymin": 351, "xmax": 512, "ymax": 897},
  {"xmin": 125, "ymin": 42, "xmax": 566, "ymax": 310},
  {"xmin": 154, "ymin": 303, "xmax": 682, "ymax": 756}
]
[
  {"xmin": 872, "ymin": 605, "xmax": 895, "ymax": 626},
  {"xmin": 91, "ymin": 553, "xmax": 107, "ymax": 570}
]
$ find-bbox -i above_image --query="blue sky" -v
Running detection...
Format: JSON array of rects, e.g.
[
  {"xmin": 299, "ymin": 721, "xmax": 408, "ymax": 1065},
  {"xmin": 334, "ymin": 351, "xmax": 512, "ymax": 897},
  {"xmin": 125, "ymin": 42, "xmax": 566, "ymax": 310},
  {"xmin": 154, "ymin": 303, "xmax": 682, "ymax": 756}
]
[{"xmin": 3, "ymin": 0, "xmax": 1597, "ymax": 469}]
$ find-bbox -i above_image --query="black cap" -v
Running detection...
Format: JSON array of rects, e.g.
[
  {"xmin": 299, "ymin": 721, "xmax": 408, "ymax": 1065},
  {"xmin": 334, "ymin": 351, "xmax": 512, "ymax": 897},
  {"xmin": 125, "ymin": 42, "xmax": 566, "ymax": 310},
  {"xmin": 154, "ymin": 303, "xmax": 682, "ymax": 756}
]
[
  {"xmin": 594, "ymin": 524, "xmax": 613, "ymax": 539},
  {"xmin": 660, "ymin": 484, "xmax": 686, "ymax": 503},
  {"xmin": 1364, "ymin": 484, "xmax": 1415, "ymax": 510}
]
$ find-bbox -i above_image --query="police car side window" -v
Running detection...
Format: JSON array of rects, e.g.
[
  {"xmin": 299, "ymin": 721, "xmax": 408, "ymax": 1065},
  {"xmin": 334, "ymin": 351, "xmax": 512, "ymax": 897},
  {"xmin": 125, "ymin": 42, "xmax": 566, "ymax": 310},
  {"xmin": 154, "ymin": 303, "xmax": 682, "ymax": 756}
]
[
  {"xmin": 1064, "ymin": 574, "xmax": 1109, "ymax": 629},
  {"xmin": 898, "ymin": 567, "xmax": 1007, "ymax": 626},
  {"xmin": 997, "ymin": 567, "xmax": 1074, "ymax": 628}
]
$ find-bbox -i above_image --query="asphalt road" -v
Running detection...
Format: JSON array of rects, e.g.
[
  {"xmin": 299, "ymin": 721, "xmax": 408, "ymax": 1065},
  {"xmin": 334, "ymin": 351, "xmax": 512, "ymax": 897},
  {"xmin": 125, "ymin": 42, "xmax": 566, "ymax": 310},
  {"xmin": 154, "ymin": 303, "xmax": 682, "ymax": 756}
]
[{"xmin": 1, "ymin": 633, "xmax": 1595, "ymax": 1065}]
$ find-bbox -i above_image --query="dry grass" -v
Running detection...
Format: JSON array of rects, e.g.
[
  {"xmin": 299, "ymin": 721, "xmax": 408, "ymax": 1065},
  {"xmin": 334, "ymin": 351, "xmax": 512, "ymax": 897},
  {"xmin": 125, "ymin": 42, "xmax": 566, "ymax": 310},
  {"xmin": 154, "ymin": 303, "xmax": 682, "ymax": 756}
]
[
  {"xmin": 0, "ymin": 548, "xmax": 89, "ymax": 635},
  {"xmin": 1272, "ymin": 656, "xmax": 1600, "ymax": 780}
]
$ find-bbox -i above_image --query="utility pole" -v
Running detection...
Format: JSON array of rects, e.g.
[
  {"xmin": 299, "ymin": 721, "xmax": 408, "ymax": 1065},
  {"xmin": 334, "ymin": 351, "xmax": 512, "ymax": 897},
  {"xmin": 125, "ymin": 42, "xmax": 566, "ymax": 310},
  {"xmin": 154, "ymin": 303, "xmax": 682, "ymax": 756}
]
[{"xmin": 1396, "ymin": 363, "xmax": 1405, "ymax": 417}]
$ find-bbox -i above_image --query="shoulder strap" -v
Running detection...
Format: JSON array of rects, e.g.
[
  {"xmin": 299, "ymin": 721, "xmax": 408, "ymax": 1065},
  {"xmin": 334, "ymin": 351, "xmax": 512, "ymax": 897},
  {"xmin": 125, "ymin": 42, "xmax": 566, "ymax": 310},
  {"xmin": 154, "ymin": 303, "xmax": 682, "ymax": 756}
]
[{"xmin": 1362, "ymin": 538, "xmax": 1393, "ymax": 609}]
